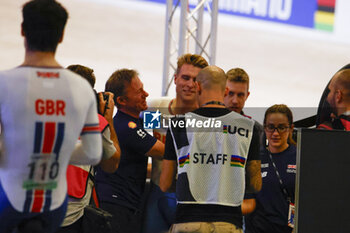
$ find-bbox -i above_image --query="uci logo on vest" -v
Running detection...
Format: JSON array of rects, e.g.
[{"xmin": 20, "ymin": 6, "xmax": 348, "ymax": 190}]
[{"xmin": 223, "ymin": 125, "xmax": 249, "ymax": 138}]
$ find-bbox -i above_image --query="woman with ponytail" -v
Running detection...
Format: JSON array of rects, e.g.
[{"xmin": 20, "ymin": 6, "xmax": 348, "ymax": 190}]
[{"xmin": 245, "ymin": 104, "xmax": 296, "ymax": 233}]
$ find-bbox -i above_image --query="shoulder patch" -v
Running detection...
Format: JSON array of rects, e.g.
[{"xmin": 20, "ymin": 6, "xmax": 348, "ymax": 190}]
[{"xmin": 128, "ymin": 121, "xmax": 137, "ymax": 129}]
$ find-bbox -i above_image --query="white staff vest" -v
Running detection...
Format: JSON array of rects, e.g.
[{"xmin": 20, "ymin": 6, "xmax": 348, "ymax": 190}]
[{"xmin": 169, "ymin": 111, "xmax": 255, "ymax": 207}]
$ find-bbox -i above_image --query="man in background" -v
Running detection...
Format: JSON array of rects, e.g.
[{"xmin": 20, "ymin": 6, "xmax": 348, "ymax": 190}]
[
  {"xmin": 223, "ymin": 67, "xmax": 264, "ymax": 215},
  {"xmin": 319, "ymin": 69, "xmax": 350, "ymax": 130},
  {"xmin": 224, "ymin": 68, "xmax": 250, "ymax": 115},
  {"xmin": 57, "ymin": 64, "xmax": 121, "ymax": 233}
]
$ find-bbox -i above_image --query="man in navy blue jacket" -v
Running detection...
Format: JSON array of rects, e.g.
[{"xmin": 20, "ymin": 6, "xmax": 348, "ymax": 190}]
[{"xmin": 95, "ymin": 69, "xmax": 164, "ymax": 233}]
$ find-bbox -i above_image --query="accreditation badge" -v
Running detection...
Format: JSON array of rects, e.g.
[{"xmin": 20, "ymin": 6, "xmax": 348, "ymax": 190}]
[{"xmin": 288, "ymin": 202, "xmax": 295, "ymax": 228}]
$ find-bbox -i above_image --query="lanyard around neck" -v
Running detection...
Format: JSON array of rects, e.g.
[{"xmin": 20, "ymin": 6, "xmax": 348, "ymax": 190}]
[
  {"xmin": 267, "ymin": 149, "xmax": 292, "ymax": 203},
  {"xmin": 201, "ymin": 101, "xmax": 226, "ymax": 107}
]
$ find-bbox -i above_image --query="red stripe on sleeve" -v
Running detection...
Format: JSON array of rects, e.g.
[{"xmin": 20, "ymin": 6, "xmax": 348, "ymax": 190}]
[
  {"xmin": 31, "ymin": 190, "xmax": 44, "ymax": 213},
  {"xmin": 81, "ymin": 124, "xmax": 100, "ymax": 133},
  {"xmin": 317, "ymin": 0, "xmax": 336, "ymax": 8},
  {"xmin": 42, "ymin": 122, "xmax": 56, "ymax": 153}
]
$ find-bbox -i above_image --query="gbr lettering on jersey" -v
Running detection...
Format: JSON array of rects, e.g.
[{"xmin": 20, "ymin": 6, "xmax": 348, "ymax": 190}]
[
  {"xmin": 35, "ymin": 99, "xmax": 66, "ymax": 116},
  {"xmin": 21, "ymin": 72, "xmax": 68, "ymax": 213}
]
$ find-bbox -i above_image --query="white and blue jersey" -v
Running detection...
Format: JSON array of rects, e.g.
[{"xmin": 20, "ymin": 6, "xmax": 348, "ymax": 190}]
[{"xmin": 0, "ymin": 66, "xmax": 102, "ymax": 230}]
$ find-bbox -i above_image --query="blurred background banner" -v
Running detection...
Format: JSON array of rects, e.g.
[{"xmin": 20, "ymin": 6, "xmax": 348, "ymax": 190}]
[
  {"xmin": 142, "ymin": 0, "xmax": 336, "ymax": 32},
  {"xmin": 1, "ymin": 0, "xmax": 350, "ymax": 112}
]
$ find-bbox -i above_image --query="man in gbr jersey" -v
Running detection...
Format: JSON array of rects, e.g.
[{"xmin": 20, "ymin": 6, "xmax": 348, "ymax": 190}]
[
  {"xmin": 142, "ymin": 54, "xmax": 208, "ymax": 233},
  {"xmin": 160, "ymin": 66, "xmax": 262, "ymax": 233},
  {"xmin": 0, "ymin": 1, "xmax": 102, "ymax": 232}
]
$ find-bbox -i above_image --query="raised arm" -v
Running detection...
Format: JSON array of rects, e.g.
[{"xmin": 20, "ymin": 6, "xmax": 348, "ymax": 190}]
[{"xmin": 98, "ymin": 92, "xmax": 121, "ymax": 173}]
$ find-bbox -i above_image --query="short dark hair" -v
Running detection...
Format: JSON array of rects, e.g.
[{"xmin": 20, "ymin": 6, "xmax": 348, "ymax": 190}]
[
  {"xmin": 67, "ymin": 64, "xmax": 95, "ymax": 88},
  {"xmin": 226, "ymin": 68, "xmax": 249, "ymax": 90},
  {"xmin": 22, "ymin": 0, "xmax": 68, "ymax": 52},
  {"xmin": 105, "ymin": 69, "xmax": 138, "ymax": 108},
  {"xmin": 176, "ymin": 53, "xmax": 208, "ymax": 74}
]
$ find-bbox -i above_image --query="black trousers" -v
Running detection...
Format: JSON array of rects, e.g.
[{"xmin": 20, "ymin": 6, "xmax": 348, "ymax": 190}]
[
  {"xmin": 55, "ymin": 217, "xmax": 83, "ymax": 233},
  {"xmin": 99, "ymin": 202, "xmax": 142, "ymax": 233}
]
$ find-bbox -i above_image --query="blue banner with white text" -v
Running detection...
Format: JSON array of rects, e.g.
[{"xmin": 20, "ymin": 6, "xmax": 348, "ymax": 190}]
[{"xmin": 141, "ymin": 0, "xmax": 335, "ymax": 31}]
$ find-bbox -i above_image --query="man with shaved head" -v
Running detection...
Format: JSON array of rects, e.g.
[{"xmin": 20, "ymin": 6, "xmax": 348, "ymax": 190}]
[
  {"xmin": 319, "ymin": 69, "xmax": 350, "ymax": 130},
  {"xmin": 160, "ymin": 66, "xmax": 262, "ymax": 233}
]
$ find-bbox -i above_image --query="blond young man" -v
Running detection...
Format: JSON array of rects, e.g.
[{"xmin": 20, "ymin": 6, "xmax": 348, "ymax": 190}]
[{"xmin": 143, "ymin": 54, "xmax": 208, "ymax": 233}]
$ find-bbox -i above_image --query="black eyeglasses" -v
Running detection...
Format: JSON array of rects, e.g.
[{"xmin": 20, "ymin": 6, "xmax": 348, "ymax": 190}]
[{"xmin": 264, "ymin": 124, "xmax": 290, "ymax": 133}]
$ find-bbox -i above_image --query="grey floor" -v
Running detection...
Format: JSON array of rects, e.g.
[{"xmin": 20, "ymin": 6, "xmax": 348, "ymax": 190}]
[{"xmin": 1, "ymin": 0, "xmax": 350, "ymax": 121}]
